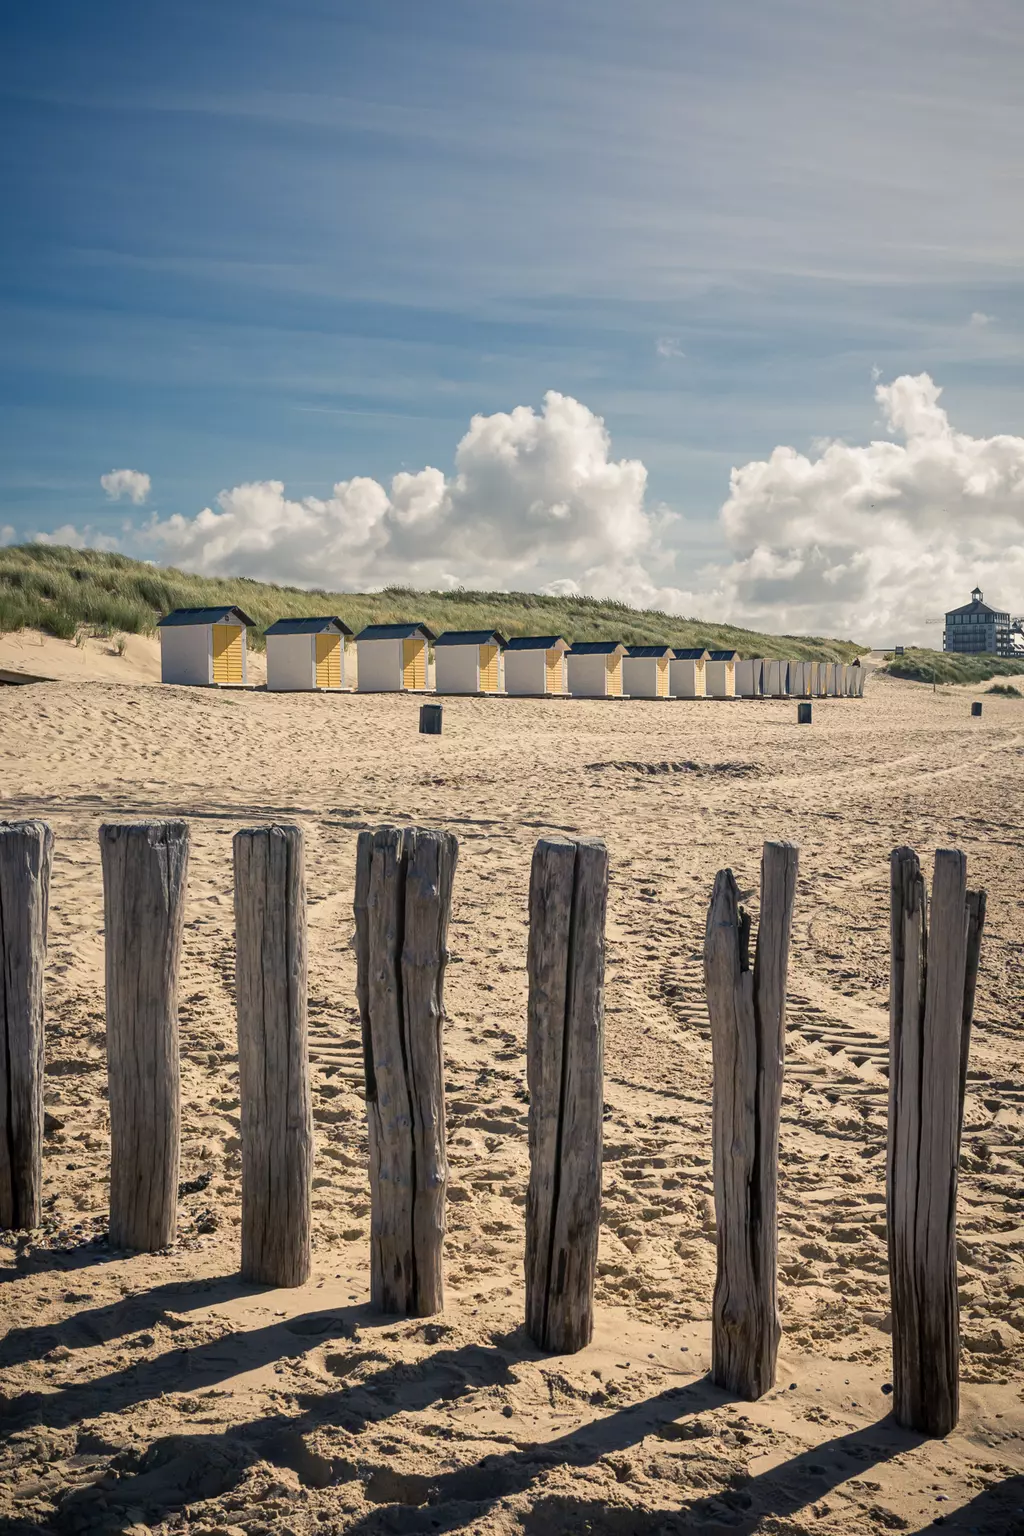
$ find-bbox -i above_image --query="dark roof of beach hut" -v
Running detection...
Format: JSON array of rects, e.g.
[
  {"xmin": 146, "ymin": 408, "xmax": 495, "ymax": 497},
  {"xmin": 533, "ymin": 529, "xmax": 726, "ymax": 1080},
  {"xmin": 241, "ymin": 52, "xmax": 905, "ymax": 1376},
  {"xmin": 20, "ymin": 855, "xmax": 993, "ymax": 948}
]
[
  {"xmin": 672, "ymin": 647, "xmax": 710, "ymax": 660},
  {"xmin": 158, "ymin": 605, "xmax": 256, "ymax": 627},
  {"xmin": 264, "ymin": 616, "xmax": 353, "ymax": 635},
  {"xmin": 356, "ymin": 623, "xmax": 437, "ymax": 642},
  {"xmin": 626, "ymin": 644, "xmax": 673, "ymax": 658},
  {"xmin": 505, "ymin": 635, "xmax": 568, "ymax": 650},
  {"xmin": 568, "ymin": 640, "xmax": 627, "ymax": 655},
  {"xmin": 433, "ymin": 629, "xmax": 508, "ymax": 647}
]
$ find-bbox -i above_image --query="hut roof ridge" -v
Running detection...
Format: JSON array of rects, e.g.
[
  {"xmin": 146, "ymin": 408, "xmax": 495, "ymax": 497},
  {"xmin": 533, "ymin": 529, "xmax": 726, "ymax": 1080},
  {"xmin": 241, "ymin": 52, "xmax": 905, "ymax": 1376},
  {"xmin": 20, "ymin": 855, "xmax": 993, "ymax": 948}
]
[
  {"xmin": 626, "ymin": 643, "xmax": 673, "ymax": 657},
  {"xmin": 264, "ymin": 615, "xmax": 353, "ymax": 635},
  {"xmin": 504, "ymin": 635, "xmax": 568, "ymax": 650},
  {"xmin": 356, "ymin": 622, "xmax": 437, "ymax": 641},
  {"xmin": 568, "ymin": 640, "xmax": 627, "ymax": 655},
  {"xmin": 433, "ymin": 629, "xmax": 508, "ymax": 646}
]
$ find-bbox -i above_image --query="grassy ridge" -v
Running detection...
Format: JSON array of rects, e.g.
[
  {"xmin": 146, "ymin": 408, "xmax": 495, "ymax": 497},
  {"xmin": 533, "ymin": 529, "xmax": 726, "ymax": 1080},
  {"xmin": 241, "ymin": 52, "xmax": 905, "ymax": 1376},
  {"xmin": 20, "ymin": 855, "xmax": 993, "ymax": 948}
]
[
  {"xmin": 0, "ymin": 544, "xmax": 867, "ymax": 660},
  {"xmin": 881, "ymin": 648, "xmax": 1024, "ymax": 685}
]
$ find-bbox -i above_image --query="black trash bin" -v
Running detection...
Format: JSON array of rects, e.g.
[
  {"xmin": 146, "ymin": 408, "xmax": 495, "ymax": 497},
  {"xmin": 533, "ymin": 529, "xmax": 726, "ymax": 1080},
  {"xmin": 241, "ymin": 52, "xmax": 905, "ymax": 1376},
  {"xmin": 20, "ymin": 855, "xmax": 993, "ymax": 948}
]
[
  {"xmin": 420, "ymin": 703, "xmax": 443, "ymax": 735},
  {"xmin": 797, "ymin": 702, "xmax": 812, "ymax": 725},
  {"xmin": 971, "ymin": 701, "xmax": 982, "ymax": 718}
]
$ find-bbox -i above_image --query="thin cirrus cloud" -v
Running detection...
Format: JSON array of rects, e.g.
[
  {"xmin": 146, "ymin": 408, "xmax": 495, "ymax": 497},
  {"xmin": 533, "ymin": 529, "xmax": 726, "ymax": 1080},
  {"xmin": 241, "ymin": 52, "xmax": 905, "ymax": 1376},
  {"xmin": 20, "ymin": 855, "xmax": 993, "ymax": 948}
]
[{"xmin": 133, "ymin": 374, "xmax": 1024, "ymax": 647}]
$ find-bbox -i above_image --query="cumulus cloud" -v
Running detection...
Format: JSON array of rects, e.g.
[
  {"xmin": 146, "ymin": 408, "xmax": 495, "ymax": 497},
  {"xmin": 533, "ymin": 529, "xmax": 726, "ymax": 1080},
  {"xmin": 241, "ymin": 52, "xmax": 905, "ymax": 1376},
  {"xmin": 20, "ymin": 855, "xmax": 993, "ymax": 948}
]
[
  {"xmin": 144, "ymin": 392, "xmax": 660, "ymax": 597},
  {"xmin": 0, "ymin": 525, "xmax": 14, "ymax": 547},
  {"xmin": 32, "ymin": 524, "xmax": 121, "ymax": 552},
  {"xmin": 705, "ymin": 373, "xmax": 1024, "ymax": 643},
  {"xmin": 101, "ymin": 468, "xmax": 151, "ymax": 504},
  {"xmin": 969, "ymin": 311, "xmax": 995, "ymax": 328},
  {"xmin": 655, "ymin": 337, "xmax": 685, "ymax": 358}
]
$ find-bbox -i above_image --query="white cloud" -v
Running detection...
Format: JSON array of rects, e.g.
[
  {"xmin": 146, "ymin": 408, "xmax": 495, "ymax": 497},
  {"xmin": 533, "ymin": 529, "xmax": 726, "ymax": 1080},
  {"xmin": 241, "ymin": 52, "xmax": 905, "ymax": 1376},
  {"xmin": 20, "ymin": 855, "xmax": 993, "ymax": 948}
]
[
  {"xmin": 969, "ymin": 311, "xmax": 995, "ymax": 328},
  {"xmin": 32, "ymin": 524, "xmax": 121, "ymax": 552},
  {"xmin": 655, "ymin": 337, "xmax": 685, "ymax": 359},
  {"xmin": 704, "ymin": 373, "xmax": 1024, "ymax": 644},
  {"xmin": 144, "ymin": 392, "xmax": 657, "ymax": 597},
  {"xmin": 101, "ymin": 468, "xmax": 151, "ymax": 504},
  {"xmin": 0, "ymin": 525, "xmax": 14, "ymax": 547}
]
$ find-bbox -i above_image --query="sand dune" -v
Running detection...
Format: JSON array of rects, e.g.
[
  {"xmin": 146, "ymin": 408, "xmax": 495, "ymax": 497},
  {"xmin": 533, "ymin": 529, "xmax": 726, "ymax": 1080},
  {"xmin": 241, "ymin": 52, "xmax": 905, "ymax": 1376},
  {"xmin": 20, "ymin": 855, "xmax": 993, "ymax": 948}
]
[{"xmin": 1, "ymin": 660, "xmax": 1022, "ymax": 1535}]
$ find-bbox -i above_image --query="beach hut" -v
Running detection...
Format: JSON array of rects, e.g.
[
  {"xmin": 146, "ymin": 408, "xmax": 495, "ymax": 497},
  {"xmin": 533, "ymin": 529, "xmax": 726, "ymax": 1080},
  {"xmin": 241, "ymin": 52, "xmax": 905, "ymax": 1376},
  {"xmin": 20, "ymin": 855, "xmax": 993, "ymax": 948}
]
[
  {"xmin": 264, "ymin": 616, "xmax": 353, "ymax": 692},
  {"xmin": 355, "ymin": 623, "xmax": 435, "ymax": 692},
  {"xmin": 622, "ymin": 644, "xmax": 673, "ymax": 698},
  {"xmin": 851, "ymin": 658, "xmax": 866, "ymax": 696},
  {"xmin": 566, "ymin": 641, "xmax": 627, "ymax": 698},
  {"xmin": 762, "ymin": 659, "xmax": 790, "ymax": 697},
  {"xmin": 705, "ymin": 650, "xmax": 739, "ymax": 699},
  {"xmin": 809, "ymin": 661, "xmax": 827, "ymax": 697},
  {"xmin": 734, "ymin": 658, "xmax": 764, "ymax": 698},
  {"xmin": 503, "ymin": 636, "xmax": 569, "ymax": 696},
  {"xmin": 157, "ymin": 606, "xmax": 255, "ymax": 687},
  {"xmin": 788, "ymin": 661, "xmax": 812, "ymax": 697},
  {"xmin": 433, "ymin": 630, "xmax": 508, "ymax": 694},
  {"xmin": 670, "ymin": 648, "xmax": 709, "ymax": 698},
  {"xmin": 825, "ymin": 663, "xmax": 841, "ymax": 697}
]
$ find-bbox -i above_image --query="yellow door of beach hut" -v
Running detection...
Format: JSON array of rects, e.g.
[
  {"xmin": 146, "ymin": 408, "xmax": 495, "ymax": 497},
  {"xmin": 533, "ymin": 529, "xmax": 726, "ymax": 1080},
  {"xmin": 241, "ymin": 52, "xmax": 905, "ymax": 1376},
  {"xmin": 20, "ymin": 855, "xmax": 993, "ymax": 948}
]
[
  {"xmin": 606, "ymin": 653, "xmax": 623, "ymax": 696},
  {"xmin": 545, "ymin": 648, "xmax": 565, "ymax": 693},
  {"xmin": 315, "ymin": 633, "xmax": 342, "ymax": 688},
  {"xmin": 479, "ymin": 644, "xmax": 499, "ymax": 692},
  {"xmin": 402, "ymin": 637, "xmax": 427, "ymax": 689},
  {"xmin": 212, "ymin": 624, "xmax": 244, "ymax": 683},
  {"xmin": 657, "ymin": 655, "xmax": 669, "ymax": 697}
]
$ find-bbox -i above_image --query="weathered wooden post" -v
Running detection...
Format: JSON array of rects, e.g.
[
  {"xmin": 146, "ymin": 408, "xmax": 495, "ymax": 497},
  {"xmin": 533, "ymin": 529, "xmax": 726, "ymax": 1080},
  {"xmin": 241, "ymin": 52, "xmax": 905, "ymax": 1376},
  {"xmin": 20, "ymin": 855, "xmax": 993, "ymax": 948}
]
[
  {"xmin": 234, "ymin": 824, "xmax": 314, "ymax": 1287},
  {"xmin": 0, "ymin": 820, "xmax": 54, "ymax": 1232},
  {"xmin": 100, "ymin": 821, "xmax": 189, "ymax": 1252},
  {"xmin": 888, "ymin": 848, "xmax": 986, "ymax": 1436},
  {"xmin": 354, "ymin": 825, "xmax": 458, "ymax": 1316},
  {"xmin": 524, "ymin": 837, "xmax": 608, "ymax": 1354},
  {"xmin": 704, "ymin": 840, "xmax": 799, "ymax": 1399}
]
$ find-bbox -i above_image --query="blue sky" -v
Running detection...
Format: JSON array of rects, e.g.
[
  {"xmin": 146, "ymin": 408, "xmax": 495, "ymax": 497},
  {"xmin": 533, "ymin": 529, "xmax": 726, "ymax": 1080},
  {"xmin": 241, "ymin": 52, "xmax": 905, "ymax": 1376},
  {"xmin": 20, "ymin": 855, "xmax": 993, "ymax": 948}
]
[{"xmin": 2, "ymin": 0, "xmax": 1023, "ymax": 634}]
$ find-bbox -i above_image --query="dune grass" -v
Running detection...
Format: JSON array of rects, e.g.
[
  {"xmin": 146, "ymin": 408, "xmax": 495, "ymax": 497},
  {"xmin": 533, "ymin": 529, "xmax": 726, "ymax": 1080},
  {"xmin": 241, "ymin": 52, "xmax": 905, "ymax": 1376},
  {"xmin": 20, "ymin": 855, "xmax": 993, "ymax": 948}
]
[
  {"xmin": 882, "ymin": 647, "xmax": 1024, "ymax": 686},
  {"xmin": 0, "ymin": 543, "xmax": 867, "ymax": 660},
  {"xmin": 986, "ymin": 682, "xmax": 1023, "ymax": 697}
]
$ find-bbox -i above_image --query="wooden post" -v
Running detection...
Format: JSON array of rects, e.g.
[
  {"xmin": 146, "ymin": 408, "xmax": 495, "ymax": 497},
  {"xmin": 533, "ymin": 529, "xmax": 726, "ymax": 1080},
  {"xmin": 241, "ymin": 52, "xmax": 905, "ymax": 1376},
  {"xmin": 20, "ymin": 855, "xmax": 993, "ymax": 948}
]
[
  {"xmin": 0, "ymin": 820, "xmax": 54, "ymax": 1232},
  {"xmin": 354, "ymin": 825, "xmax": 458, "ymax": 1316},
  {"xmin": 234, "ymin": 824, "xmax": 314, "ymax": 1287},
  {"xmin": 888, "ymin": 848, "xmax": 986, "ymax": 1436},
  {"xmin": 704, "ymin": 840, "xmax": 798, "ymax": 1399},
  {"xmin": 525, "ymin": 837, "xmax": 608, "ymax": 1354},
  {"xmin": 100, "ymin": 822, "xmax": 188, "ymax": 1252}
]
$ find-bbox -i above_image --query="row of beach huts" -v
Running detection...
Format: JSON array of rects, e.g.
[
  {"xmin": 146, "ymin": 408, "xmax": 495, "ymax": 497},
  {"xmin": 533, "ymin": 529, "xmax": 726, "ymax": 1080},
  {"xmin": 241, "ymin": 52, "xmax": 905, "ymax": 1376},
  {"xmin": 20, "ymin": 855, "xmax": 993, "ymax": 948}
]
[{"xmin": 156, "ymin": 607, "xmax": 867, "ymax": 698}]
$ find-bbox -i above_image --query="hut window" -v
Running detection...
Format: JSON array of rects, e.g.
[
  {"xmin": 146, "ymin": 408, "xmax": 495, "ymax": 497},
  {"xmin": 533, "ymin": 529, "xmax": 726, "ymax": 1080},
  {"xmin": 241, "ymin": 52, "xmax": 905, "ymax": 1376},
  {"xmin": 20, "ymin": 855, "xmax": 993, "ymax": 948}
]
[
  {"xmin": 606, "ymin": 654, "xmax": 622, "ymax": 695},
  {"xmin": 479, "ymin": 644, "xmax": 499, "ymax": 692},
  {"xmin": 402, "ymin": 638, "xmax": 426, "ymax": 689},
  {"xmin": 212, "ymin": 624, "xmax": 243, "ymax": 684},
  {"xmin": 545, "ymin": 648, "xmax": 563, "ymax": 693},
  {"xmin": 315, "ymin": 633, "xmax": 341, "ymax": 688}
]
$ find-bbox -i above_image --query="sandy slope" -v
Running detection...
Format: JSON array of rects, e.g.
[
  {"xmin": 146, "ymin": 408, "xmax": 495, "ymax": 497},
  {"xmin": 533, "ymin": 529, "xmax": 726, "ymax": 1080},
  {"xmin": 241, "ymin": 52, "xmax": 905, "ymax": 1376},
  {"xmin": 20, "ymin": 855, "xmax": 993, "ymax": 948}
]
[{"xmin": 0, "ymin": 662, "xmax": 1022, "ymax": 1536}]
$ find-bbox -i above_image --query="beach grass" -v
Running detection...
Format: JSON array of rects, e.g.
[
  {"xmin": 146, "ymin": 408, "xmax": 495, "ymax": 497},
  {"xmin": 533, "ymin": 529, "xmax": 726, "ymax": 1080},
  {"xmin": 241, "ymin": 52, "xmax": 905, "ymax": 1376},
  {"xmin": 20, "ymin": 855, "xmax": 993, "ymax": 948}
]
[
  {"xmin": 881, "ymin": 647, "xmax": 1024, "ymax": 685},
  {"xmin": 0, "ymin": 543, "xmax": 868, "ymax": 660}
]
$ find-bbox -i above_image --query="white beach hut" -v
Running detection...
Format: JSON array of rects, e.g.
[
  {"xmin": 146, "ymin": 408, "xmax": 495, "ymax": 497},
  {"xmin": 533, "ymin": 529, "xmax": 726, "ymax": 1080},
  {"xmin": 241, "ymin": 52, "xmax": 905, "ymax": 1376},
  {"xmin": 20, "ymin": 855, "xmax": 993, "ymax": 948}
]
[
  {"xmin": 762, "ymin": 659, "xmax": 790, "ymax": 697},
  {"xmin": 503, "ymin": 636, "xmax": 569, "ymax": 696},
  {"xmin": 809, "ymin": 661, "xmax": 827, "ymax": 697},
  {"xmin": 669, "ymin": 648, "xmax": 709, "ymax": 698},
  {"xmin": 264, "ymin": 616, "xmax": 353, "ymax": 691},
  {"xmin": 622, "ymin": 644, "xmax": 673, "ymax": 698},
  {"xmin": 705, "ymin": 650, "xmax": 739, "ymax": 699},
  {"xmin": 851, "ymin": 659, "xmax": 866, "ymax": 696},
  {"xmin": 157, "ymin": 605, "xmax": 255, "ymax": 687},
  {"xmin": 433, "ymin": 629, "xmax": 507, "ymax": 694},
  {"xmin": 566, "ymin": 641, "xmax": 627, "ymax": 698},
  {"xmin": 355, "ymin": 623, "xmax": 435, "ymax": 692},
  {"xmin": 734, "ymin": 658, "xmax": 764, "ymax": 698},
  {"xmin": 825, "ymin": 662, "xmax": 841, "ymax": 697}
]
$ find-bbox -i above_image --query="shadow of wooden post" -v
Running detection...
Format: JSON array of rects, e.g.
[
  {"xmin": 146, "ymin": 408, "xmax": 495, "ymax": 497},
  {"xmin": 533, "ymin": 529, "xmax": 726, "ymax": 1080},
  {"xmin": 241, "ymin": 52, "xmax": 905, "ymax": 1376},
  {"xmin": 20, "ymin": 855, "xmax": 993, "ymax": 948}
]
[
  {"xmin": 0, "ymin": 819, "xmax": 54, "ymax": 1232},
  {"xmin": 888, "ymin": 847, "xmax": 986, "ymax": 1436},
  {"xmin": 354, "ymin": 825, "xmax": 458, "ymax": 1317},
  {"xmin": 234, "ymin": 823, "xmax": 313, "ymax": 1287},
  {"xmin": 525, "ymin": 836, "xmax": 608, "ymax": 1354},
  {"xmin": 99, "ymin": 821, "xmax": 189, "ymax": 1252},
  {"xmin": 704, "ymin": 840, "xmax": 798, "ymax": 1399}
]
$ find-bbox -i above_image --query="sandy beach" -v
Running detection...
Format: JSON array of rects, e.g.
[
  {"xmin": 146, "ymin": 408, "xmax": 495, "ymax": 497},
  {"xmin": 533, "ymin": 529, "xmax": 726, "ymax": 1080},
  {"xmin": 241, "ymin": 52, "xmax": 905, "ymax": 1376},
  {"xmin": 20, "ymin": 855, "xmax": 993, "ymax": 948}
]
[{"xmin": 1, "ymin": 638, "xmax": 1022, "ymax": 1536}]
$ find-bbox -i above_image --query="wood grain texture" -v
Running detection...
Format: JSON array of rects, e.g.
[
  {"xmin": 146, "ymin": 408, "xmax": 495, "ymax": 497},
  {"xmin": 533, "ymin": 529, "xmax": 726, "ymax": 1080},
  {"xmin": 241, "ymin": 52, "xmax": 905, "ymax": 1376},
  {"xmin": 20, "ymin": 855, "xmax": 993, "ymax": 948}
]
[
  {"xmin": 0, "ymin": 820, "xmax": 53, "ymax": 1231},
  {"xmin": 525, "ymin": 837, "xmax": 608, "ymax": 1354},
  {"xmin": 356, "ymin": 825, "xmax": 458, "ymax": 1316},
  {"xmin": 234, "ymin": 824, "xmax": 313, "ymax": 1287},
  {"xmin": 705, "ymin": 840, "xmax": 798, "ymax": 1399},
  {"xmin": 100, "ymin": 821, "xmax": 188, "ymax": 1253},
  {"xmin": 888, "ymin": 847, "xmax": 982, "ymax": 1437}
]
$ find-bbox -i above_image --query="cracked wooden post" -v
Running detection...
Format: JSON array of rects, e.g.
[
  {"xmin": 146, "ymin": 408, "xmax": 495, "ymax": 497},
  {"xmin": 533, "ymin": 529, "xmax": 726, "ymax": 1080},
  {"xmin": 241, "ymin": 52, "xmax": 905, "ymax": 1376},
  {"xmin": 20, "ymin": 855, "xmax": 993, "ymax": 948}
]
[
  {"xmin": 100, "ymin": 821, "xmax": 189, "ymax": 1252},
  {"xmin": 888, "ymin": 848, "xmax": 986, "ymax": 1436},
  {"xmin": 354, "ymin": 825, "xmax": 458, "ymax": 1316},
  {"xmin": 0, "ymin": 820, "xmax": 54, "ymax": 1232},
  {"xmin": 525, "ymin": 837, "xmax": 609, "ymax": 1354},
  {"xmin": 704, "ymin": 840, "xmax": 799, "ymax": 1399},
  {"xmin": 234, "ymin": 824, "xmax": 313, "ymax": 1287}
]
